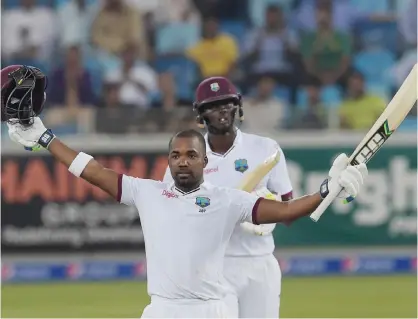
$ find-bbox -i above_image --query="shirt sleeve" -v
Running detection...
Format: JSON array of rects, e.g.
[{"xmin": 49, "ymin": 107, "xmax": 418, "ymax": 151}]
[
  {"xmin": 229, "ymin": 189, "xmax": 263, "ymax": 224},
  {"xmin": 267, "ymin": 145, "xmax": 293, "ymax": 197},
  {"xmin": 162, "ymin": 166, "xmax": 174, "ymax": 183},
  {"xmin": 117, "ymin": 174, "xmax": 153, "ymax": 206}
]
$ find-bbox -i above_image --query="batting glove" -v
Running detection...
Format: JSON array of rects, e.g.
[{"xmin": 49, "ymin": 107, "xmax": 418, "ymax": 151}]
[
  {"xmin": 7, "ymin": 117, "xmax": 55, "ymax": 151},
  {"xmin": 240, "ymin": 187, "xmax": 279, "ymax": 236},
  {"xmin": 319, "ymin": 153, "xmax": 368, "ymax": 203}
]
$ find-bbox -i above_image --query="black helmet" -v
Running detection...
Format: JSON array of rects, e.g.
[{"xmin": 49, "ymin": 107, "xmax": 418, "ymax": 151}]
[{"xmin": 1, "ymin": 65, "xmax": 48, "ymax": 126}]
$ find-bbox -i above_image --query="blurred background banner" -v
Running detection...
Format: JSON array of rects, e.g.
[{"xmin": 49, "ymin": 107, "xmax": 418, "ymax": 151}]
[{"xmin": 1, "ymin": 150, "xmax": 168, "ymax": 253}]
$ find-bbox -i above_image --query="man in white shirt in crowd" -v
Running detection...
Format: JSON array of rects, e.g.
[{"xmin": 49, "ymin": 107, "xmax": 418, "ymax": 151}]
[
  {"xmin": 3, "ymin": 65, "xmax": 367, "ymax": 318},
  {"xmin": 164, "ymin": 76, "xmax": 294, "ymax": 318}
]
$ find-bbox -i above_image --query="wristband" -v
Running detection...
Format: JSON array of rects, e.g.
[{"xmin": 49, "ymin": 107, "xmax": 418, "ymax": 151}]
[
  {"xmin": 38, "ymin": 129, "xmax": 56, "ymax": 149},
  {"xmin": 319, "ymin": 179, "xmax": 330, "ymax": 199},
  {"xmin": 68, "ymin": 152, "xmax": 93, "ymax": 177}
]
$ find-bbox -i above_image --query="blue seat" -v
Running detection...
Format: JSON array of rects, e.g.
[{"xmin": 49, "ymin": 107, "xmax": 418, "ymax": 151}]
[
  {"xmin": 350, "ymin": 0, "xmax": 390, "ymax": 14},
  {"xmin": 355, "ymin": 20, "xmax": 398, "ymax": 51},
  {"xmin": 154, "ymin": 56, "xmax": 197, "ymax": 101},
  {"xmin": 219, "ymin": 21, "xmax": 247, "ymax": 47},
  {"xmin": 248, "ymin": 0, "xmax": 294, "ymax": 27},
  {"xmin": 273, "ymin": 86, "xmax": 290, "ymax": 102},
  {"xmin": 296, "ymin": 88, "xmax": 308, "ymax": 108},
  {"xmin": 156, "ymin": 23, "xmax": 199, "ymax": 55},
  {"xmin": 4, "ymin": 0, "xmax": 51, "ymax": 8},
  {"xmin": 321, "ymin": 85, "xmax": 342, "ymax": 108},
  {"xmin": 398, "ymin": 117, "xmax": 417, "ymax": 131},
  {"xmin": 353, "ymin": 50, "xmax": 395, "ymax": 85}
]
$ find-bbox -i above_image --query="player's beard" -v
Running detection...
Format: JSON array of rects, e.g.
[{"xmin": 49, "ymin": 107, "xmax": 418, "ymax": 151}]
[
  {"xmin": 174, "ymin": 173, "xmax": 202, "ymax": 192},
  {"xmin": 204, "ymin": 111, "xmax": 236, "ymax": 135}
]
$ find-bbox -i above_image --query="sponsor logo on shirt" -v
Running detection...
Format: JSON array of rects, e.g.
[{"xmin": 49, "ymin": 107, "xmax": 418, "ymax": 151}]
[
  {"xmin": 162, "ymin": 190, "xmax": 179, "ymax": 199},
  {"xmin": 204, "ymin": 167, "xmax": 218, "ymax": 174}
]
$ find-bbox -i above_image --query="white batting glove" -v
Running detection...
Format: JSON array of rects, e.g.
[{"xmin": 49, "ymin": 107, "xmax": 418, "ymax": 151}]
[
  {"xmin": 7, "ymin": 117, "xmax": 51, "ymax": 150},
  {"xmin": 321, "ymin": 153, "xmax": 368, "ymax": 203},
  {"xmin": 240, "ymin": 187, "xmax": 279, "ymax": 236}
]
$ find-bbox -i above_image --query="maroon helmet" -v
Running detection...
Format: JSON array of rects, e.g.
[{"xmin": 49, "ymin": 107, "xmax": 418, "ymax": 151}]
[
  {"xmin": 193, "ymin": 76, "xmax": 243, "ymax": 127},
  {"xmin": 1, "ymin": 65, "xmax": 48, "ymax": 126}
]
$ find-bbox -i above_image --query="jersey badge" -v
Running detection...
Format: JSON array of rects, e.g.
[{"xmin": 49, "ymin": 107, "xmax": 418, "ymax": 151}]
[
  {"xmin": 234, "ymin": 159, "xmax": 249, "ymax": 173},
  {"xmin": 195, "ymin": 196, "xmax": 210, "ymax": 212}
]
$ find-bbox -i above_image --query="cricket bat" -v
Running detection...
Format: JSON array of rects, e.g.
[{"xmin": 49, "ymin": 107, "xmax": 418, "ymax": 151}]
[
  {"xmin": 237, "ymin": 148, "xmax": 281, "ymax": 192},
  {"xmin": 310, "ymin": 63, "xmax": 418, "ymax": 222}
]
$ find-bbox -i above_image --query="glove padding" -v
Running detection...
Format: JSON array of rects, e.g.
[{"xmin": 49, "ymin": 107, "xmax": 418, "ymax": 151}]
[
  {"xmin": 240, "ymin": 187, "xmax": 278, "ymax": 236},
  {"xmin": 7, "ymin": 116, "xmax": 47, "ymax": 149},
  {"xmin": 328, "ymin": 153, "xmax": 368, "ymax": 203}
]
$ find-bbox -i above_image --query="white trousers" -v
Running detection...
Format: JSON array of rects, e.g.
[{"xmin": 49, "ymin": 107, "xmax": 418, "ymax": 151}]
[
  {"xmin": 223, "ymin": 254, "xmax": 282, "ymax": 318},
  {"xmin": 141, "ymin": 295, "xmax": 231, "ymax": 318}
]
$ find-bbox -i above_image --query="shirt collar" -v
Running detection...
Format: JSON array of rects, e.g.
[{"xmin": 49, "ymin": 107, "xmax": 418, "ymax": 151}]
[
  {"xmin": 204, "ymin": 128, "xmax": 243, "ymax": 157},
  {"xmin": 170, "ymin": 181, "xmax": 208, "ymax": 196}
]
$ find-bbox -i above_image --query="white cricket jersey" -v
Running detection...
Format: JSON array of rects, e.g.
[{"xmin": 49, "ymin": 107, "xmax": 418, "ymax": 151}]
[
  {"xmin": 117, "ymin": 175, "xmax": 261, "ymax": 300},
  {"xmin": 163, "ymin": 129, "xmax": 293, "ymax": 257}
]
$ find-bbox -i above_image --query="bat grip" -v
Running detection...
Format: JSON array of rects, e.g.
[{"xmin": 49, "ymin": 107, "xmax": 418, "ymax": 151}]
[{"xmin": 310, "ymin": 185, "xmax": 343, "ymax": 222}]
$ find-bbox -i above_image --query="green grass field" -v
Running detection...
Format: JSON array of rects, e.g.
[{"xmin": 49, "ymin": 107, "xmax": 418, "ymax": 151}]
[{"xmin": 2, "ymin": 275, "xmax": 417, "ymax": 318}]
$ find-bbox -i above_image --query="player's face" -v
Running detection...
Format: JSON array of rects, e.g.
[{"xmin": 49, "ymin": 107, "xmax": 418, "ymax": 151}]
[
  {"xmin": 169, "ymin": 137, "xmax": 207, "ymax": 189},
  {"xmin": 202, "ymin": 100, "xmax": 236, "ymax": 134}
]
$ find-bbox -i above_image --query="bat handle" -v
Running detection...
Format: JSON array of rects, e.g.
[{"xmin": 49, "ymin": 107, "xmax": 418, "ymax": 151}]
[{"xmin": 310, "ymin": 185, "xmax": 343, "ymax": 222}]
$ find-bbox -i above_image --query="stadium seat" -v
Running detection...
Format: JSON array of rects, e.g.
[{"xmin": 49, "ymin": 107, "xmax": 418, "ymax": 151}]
[
  {"xmin": 321, "ymin": 85, "xmax": 342, "ymax": 108},
  {"xmin": 273, "ymin": 86, "xmax": 291, "ymax": 102},
  {"xmin": 355, "ymin": 20, "xmax": 398, "ymax": 51},
  {"xmin": 248, "ymin": 0, "xmax": 294, "ymax": 27},
  {"xmin": 398, "ymin": 117, "xmax": 417, "ymax": 131},
  {"xmin": 219, "ymin": 21, "xmax": 247, "ymax": 48},
  {"xmin": 155, "ymin": 23, "xmax": 199, "ymax": 55},
  {"xmin": 349, "ymin": 0, "xmax": 390, "ymax": 14},
  {"xmin": 154, "ymin": 56, "xmax": 197, "ymax": 101},
  {"xmin": 296, "ymin": 88, "xmax": 308, "ymax": 108},
  {"xmin": 353, "ymin": 49, "xmax": 396, "ymax": 85}
]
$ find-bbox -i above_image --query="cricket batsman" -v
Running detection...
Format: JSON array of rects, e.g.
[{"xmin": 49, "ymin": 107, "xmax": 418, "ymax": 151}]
[
  {"xmin": 163, "ymin": 76, "xmax": 297, "ymax": 317},
  {"xmin": 2, "ymin": 65, "xmax": 368, "ymax": 318}
]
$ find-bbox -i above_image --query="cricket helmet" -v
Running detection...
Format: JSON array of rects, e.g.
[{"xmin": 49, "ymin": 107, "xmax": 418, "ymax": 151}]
[
  {"xmin": 1, "ymin": 65, "xmax": 48, "ymax": 126},
  {"xmin": 193, "ymin": 76, "xmax": 243, "ymax": 128}
]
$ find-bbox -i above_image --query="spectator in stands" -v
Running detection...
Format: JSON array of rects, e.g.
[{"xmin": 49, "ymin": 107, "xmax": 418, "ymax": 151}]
[
  {"xmin": 90, "ymin": 0, "xmax": 148, "ymax": 59},
  {"xmin": 289, "ymin": 77, "xmax": 327, "ymax": 130},
  {"xmin": 127, "ymin": 0, "xmax": 200, "ymax": 25},
  {"xmin": 48, "ymin": 45, "xmax": 96, "ymax": 108},
  {"xmin": 296, "ymin": 0, "xmax": 361, "ymax": 32},
  {"xmin": 242, "ymin": 4, "xmax": 299, "ymax": 103},
  {"xmin": 243, "ymin": 76, "xmax": 285, "ymax": 132},
  {"xmin": 104, "ymin": 43, "xmax": 158, "ymax": 110},
  {"xmin": 2, "ymin": 0, "xmax": 57, "ymax": 61},
  {"xmin": 57, "ymin": 0, "xmax": 97, "ymax": 49},
  {"xmin": 186, "ymin": 16, "xmax": 238, "ymax": 79},
  {"xmin": 301, "ymin": 6, "xmax": 351, "ymax": 90},
  {"xmin": 398, "ymin": 0, "xmax": 417, "ymax": 49},
  {"xmin": 339, "ymin": 71, "xmax": 386, "ymax": 130}
]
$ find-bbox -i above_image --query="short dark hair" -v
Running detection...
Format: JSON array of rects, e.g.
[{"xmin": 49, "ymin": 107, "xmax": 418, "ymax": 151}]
[{"xmin": 168, "ymin": 129, "xmax": 207, "ymax": 154}]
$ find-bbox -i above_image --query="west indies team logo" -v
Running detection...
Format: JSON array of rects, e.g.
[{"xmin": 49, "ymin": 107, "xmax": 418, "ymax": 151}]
[
  {"xmin": 195, "ymin": 197, "xmax": 211, "ymax": 209},
  {"xmin": 210, "ymin": 82, "xmax": 220, "ymax": 92},
  {"xmin": 234, "ymin": 159, "xmax": 248, "ymax": 173}
]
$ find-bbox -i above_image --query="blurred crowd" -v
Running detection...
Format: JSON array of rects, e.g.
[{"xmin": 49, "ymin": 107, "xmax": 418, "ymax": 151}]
[{"xmin": 1, "ymin": 0, "xmax": 417, "ymax": 135}]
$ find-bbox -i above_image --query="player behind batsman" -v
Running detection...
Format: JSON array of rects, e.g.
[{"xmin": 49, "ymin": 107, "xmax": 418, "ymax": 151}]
[
  {"xmin": 163, "ymin": 76, "xmax": 295, "ymax": 318},
  {"xmin": 2, "ymin": 65, "xmax": 368, "ymax": 318}
]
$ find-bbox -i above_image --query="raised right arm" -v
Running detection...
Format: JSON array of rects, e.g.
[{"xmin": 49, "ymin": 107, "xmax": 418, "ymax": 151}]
[{"xmin": 48, "ymin": 138, "xmax": 120, "ymax": 200}]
